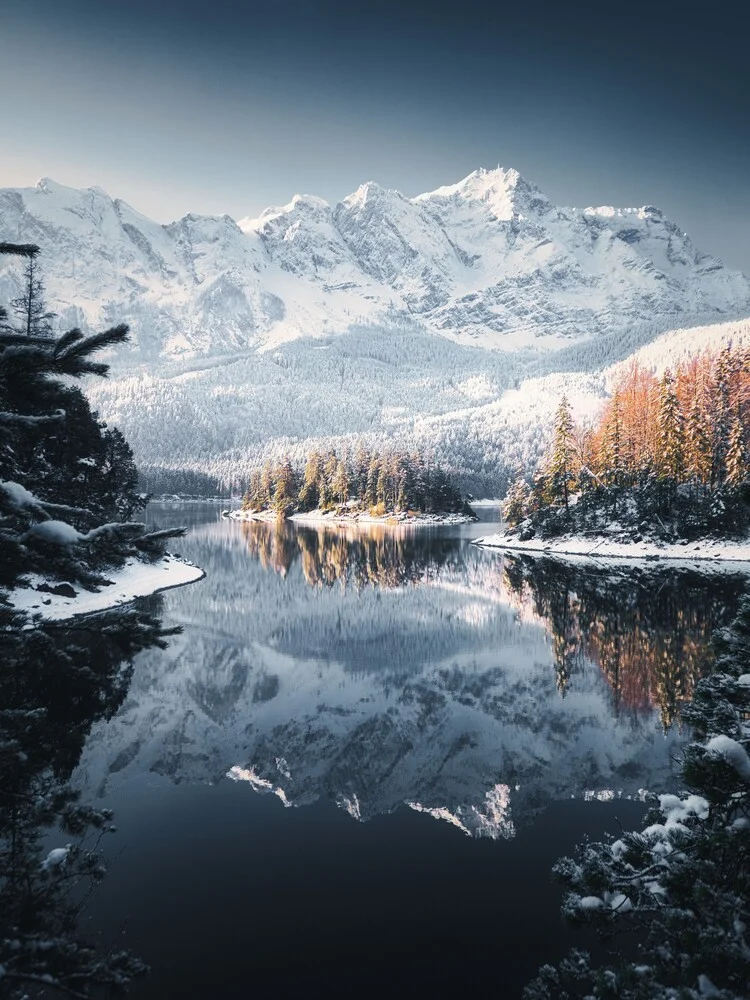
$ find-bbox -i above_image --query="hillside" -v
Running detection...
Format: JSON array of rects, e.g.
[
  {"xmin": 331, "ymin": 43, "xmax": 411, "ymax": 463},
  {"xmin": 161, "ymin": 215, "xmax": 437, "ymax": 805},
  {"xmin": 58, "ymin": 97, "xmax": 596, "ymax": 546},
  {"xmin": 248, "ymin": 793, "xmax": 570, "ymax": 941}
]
[{"xmin": 83, "ymin": 316, "xmax": 750, "ymax": 496}]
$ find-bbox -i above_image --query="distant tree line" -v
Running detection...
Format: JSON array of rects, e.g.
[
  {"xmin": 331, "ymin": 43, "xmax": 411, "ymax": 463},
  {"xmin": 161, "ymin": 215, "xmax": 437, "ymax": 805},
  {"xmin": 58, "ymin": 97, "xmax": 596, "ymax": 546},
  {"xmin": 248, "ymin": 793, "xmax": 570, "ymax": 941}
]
[
  {"xmin": 242, "ymin": 447, "xmax": 469, "ymax": 517},
  {"xmin": 504, "ymin": 347, "xmax": 750, "ymax": 540}
]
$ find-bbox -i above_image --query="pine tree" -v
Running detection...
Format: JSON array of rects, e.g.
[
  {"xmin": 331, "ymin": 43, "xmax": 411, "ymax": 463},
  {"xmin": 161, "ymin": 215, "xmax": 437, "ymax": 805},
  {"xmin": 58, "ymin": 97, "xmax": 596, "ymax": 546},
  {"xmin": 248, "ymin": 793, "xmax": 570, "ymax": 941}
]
[
  {"xmin": 548, "ymin": 396, "xmax": 575, "ymax": 509},
  {"xmin": 725, "ymin": 414, "xmax": 746, "ymax": 488},
  {"xmin": 10, "ymin": 252, "xmax": 56, "ymax": 337},
  {"xmin": 365, "ymin": 455, "xmax": 380, "ymax": 509},
  {"xmin": 259, "ymin": 461, "xmax": 274, "ymax": 508},
  {"xmin": 686, "ymin": 391, "xmax": 712, "ymax": 488},
  {"xmin": 600, "ymin": 391, "xmax": 623, "ymax": 487},
  {"xmin": 711, "ymin": 349, "xmax": 732, "ymax": 487},
  {"xmin": 502, "ymin": 476, "xmax": 531, "ymax": 527},
  {"xmin": 657, "ymin": 369, "xmax": 685, "ymax": 482},
  {"xmin": 272, "ymin": 458, "xmax": 297, "ymax": 517},
  {"xmin": 331, "ymin": 458, "xmax": 349, "ymax": 505},
  {"xmin": 298, "ymin": 451, "xmax": 322, "ymax": 511}
]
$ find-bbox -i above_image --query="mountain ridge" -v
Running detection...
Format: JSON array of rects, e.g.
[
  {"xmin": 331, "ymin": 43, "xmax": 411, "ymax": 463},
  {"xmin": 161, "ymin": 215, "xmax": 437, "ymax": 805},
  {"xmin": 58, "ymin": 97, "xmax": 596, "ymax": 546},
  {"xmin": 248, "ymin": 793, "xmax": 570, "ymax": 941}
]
[{"xmin": 1, "ymin": 167, "xmax": 747, "ymax": 363}]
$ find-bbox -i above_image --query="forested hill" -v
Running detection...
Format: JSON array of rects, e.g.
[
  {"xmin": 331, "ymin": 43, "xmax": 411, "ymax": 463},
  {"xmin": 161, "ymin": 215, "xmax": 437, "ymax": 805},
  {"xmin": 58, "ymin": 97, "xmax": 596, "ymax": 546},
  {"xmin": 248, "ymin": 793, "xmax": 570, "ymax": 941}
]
[{"xmin": 503, "ymin": 343, "xmax": 750, "ymax": 543}]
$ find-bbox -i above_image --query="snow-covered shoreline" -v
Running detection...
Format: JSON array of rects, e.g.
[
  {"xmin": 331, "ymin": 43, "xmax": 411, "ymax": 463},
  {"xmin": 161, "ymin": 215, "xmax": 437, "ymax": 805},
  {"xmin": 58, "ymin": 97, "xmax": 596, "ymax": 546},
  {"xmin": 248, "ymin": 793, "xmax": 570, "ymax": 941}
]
[
  {"xmin": 8, "ymin": 553, "xmax": 205, "ymax": 623},
  {"xmin": 473, "ymin": 531, "xmax": 750, "ymax": 566},
  {"xmin": 150, "ymin": 495, "xmax": 239, "ymax": 504},
  {"xmin": 227, "ymin": 508, "xmax": 476, "ymax": 527}
]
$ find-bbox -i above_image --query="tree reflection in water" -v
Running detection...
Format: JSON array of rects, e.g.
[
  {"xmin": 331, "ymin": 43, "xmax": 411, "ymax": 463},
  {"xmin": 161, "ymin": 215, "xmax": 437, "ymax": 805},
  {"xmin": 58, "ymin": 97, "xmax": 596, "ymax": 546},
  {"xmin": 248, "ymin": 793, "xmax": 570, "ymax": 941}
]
[
  {"xmin": 500, "ymin": 554, "xmax": 747, "ymax": 729},
  {"xmin": 237, "ymin": 521, "xmax": 748, "ymax": 732},
  {"xmin": 240, "ymin": 519, "xmax": 461, "ymax": 589},
  {"xmin": 0, "ymin": 602, "xmax": 177, "ymax": 999}
]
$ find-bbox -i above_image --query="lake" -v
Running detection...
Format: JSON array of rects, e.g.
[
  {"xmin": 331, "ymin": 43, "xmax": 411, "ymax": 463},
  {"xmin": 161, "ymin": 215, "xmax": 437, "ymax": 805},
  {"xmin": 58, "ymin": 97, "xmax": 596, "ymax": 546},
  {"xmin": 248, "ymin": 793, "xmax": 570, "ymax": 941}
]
[{"xmin": 71, "ymin": 503, "xmax": 749, "ymax": 997}]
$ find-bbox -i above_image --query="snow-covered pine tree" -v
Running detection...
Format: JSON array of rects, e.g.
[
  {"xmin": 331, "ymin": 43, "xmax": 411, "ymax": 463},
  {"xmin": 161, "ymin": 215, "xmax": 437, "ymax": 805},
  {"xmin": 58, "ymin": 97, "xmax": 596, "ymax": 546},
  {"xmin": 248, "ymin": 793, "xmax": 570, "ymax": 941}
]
[
  {"xmin": 657, "ymin": 368, "xmax": 685, "ymax": 483},
  {"xmin": 600, "ymin": 390, "xmax": 624, "ymax": 487},
  {"xmin": 502, "ymin": 476, "xmax": 531, "ymax": 528},
  {"xmin": 273, "ymin": 458, "xmax": 297, "ymax": 516},
  {"xmin": 726, "ymin": 414, "xmax": 746, "ymax": 489},
  {"xmin": 712, "ymin": 349, "xmax": 732, "ymax": 487},
  {"xmin": 298, "ymin": 451, "xmax": 322, "ymax": 511},
  {"xmin": 1, "ymin": 314, "xmax": 182, "ymax": 593},
  {"xmin": 686, "ymin": 390, "xmax": 713, "ymax": 490},
  {"xmin": 547, "ymin": 396, "xmax": 576, "ymax": 510},
  {"xmin": 331, "ymin": 457, "xmax": 349, "ymax": 505}
]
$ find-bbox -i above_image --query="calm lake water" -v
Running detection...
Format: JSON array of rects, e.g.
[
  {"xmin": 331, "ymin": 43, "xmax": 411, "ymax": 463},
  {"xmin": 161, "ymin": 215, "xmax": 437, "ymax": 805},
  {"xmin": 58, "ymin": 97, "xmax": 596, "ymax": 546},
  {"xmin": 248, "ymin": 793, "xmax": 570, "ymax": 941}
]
[{"xmin": 72, "ymin": 504, "xmax": 750, "ymax": 997}]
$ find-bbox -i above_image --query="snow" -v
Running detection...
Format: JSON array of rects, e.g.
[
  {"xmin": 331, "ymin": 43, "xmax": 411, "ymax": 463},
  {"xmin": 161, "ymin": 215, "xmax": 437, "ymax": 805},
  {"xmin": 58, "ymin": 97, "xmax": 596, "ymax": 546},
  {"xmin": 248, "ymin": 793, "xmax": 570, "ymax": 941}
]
[
  {"xmin": 698, "ymin": 974, "xmax": 721, "ymax": 997},
  {"xmin": 24, "ymin": 520, "xmax": 83, "ymax": 545},
  {"xmin": 7, "ymin": 554, "xmax": 204, "ymax": 622},
  {"xmin": 226, "ymin": 764, "xmax": 290, "ymax": 806},
  {"xmin": 228, "ymin": 509, "xmax": 476, "ymax": 526},
  {"xmin": 41, "ymin": 846, "xmax": 70, "ymax": 870},
  {"xmin": 473, "ymin": 531, "xmax": 750, "ymax": 566},
  {"xmin": 2, "ymin": 168, "xmax": 746, "ymax": 366},
  {"xmin": 658, "ymin": 794, "xmax": 710, "ymax": 825},
  {"xmin": 579, "ymin": 896, "xmax": 604, "ymax": 910},
  {"xmin": 0, "ymin": 480, "xmax": 40, "ymax": 508},
  {"xmin": 705, "ymin": 736, "xmax": 750, "ymax": 783},
  {"xmin": 737, "ymin": 674, "xmax": 750, "ymax": 687}
]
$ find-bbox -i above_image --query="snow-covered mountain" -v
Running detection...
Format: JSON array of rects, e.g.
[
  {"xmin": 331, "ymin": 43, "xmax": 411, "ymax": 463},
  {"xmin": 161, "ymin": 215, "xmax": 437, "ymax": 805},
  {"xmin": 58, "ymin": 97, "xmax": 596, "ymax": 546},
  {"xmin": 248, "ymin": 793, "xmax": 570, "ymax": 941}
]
[
  {"xmin": 2, "ymin": 169, "xmax": 748, "ymax": 493},
  {"xmin": 1, "ymin": 169, "xmax": 747, "ymax": 360}
]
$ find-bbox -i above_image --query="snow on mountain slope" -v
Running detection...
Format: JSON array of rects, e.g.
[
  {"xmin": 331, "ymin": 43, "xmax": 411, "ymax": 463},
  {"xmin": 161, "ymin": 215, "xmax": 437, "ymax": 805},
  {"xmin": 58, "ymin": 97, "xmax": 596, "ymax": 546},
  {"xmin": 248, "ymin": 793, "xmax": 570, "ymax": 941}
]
[
  {"xmin": 1, "ymin": 168, "xmax": 747, "ymax": 360},
  {"xmin": 83, "ymin": 316, "xmax": 750, "ymax": 496}
]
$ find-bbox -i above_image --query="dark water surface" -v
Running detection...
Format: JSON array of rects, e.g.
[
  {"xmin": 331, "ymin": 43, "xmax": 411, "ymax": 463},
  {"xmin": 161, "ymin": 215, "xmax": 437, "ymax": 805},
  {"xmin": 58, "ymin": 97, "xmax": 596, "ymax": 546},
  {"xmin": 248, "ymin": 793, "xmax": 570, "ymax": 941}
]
[{"xmin": 71, "ymin": 504, "xmax": 749, "ymax": 997}]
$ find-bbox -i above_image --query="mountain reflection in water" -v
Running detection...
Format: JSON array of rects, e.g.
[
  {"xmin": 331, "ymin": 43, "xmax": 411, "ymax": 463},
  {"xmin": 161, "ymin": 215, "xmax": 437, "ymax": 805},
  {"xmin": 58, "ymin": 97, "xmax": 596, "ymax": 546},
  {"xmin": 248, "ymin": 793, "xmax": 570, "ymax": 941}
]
[{"xmin": 74, "ymin": 508, "xmax": 750, "ymax": 843}]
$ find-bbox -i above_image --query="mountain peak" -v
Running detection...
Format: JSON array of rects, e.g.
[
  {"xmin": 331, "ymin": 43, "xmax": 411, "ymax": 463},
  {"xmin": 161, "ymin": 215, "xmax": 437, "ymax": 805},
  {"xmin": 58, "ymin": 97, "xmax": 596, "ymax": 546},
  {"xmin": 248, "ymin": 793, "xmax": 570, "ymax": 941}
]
[
  {"xmin": 36, "ymin": 177, "xmax": 111, "ymax": 201},
  {"xmin": 238, "ymin": 192, "xmax": 331, "ymax": 233},
  {"xmin": 414, "ymin": 166, "xmax": 549, "ymax": 220},
  {"xmin": 342, "ymin": 180, "xmax": 396, "ymax": 210}
]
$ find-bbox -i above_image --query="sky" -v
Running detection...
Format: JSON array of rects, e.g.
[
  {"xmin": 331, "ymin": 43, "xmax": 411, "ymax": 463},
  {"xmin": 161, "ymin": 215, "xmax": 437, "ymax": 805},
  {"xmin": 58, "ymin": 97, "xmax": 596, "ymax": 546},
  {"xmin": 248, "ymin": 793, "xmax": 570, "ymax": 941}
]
[{"xmin": 1, "ymin": 0, "xmax": 748, "ymax": 271}]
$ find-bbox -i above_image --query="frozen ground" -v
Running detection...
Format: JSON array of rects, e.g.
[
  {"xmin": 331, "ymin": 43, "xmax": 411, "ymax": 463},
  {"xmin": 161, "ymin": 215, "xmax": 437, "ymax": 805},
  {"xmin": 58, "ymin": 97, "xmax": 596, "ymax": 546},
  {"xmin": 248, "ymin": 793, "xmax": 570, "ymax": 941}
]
[
  {"xmin": 228, "ymin": 508, "xmax": 476, "ymax": 526},
  {"xmin": 473, "ymin": 531, "xmax": 750, "ymax": 566},
  {"xmin": 8, "ymin": 554, "xmax": 205, "ymax": 623}
]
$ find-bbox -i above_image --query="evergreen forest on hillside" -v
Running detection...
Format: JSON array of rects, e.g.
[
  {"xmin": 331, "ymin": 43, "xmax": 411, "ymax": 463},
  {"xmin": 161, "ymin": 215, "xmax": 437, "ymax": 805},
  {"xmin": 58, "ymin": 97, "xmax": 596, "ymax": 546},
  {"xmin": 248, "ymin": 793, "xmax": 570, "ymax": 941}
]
[
  {"xmin": 505, "ymin": 347, "xmax": 750, "ymax": 541},
  {"xmin": 241, "ymin": 448, "xmax": 471, "ymax": 518}
]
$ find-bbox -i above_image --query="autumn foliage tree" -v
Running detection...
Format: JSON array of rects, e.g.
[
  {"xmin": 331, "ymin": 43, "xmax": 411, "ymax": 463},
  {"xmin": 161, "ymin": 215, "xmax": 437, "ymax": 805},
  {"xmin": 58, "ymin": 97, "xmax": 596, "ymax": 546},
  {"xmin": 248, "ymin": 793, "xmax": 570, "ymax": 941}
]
[{"xmin": 504, "ymin": 346, "xmax": 750, "ymax": 540}]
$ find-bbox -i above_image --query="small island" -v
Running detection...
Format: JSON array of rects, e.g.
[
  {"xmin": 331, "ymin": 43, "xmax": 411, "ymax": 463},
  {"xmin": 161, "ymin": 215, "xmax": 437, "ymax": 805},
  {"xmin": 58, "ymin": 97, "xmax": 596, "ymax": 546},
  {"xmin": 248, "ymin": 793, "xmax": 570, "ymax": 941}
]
[
  {"xmin": 476, "ymin": 346, "xmax": 750, "ymax": 561},
  {"xmin": 229, "ymin": 448, "xmax": 476, "ymax": 525}
]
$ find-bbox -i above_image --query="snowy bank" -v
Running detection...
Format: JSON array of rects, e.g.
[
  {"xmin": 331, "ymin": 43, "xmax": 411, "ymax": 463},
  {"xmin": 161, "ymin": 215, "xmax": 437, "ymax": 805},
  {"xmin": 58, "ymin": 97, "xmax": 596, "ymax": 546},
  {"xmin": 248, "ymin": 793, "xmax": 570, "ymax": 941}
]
[
  {"xmin": 227, "ymin": 508, "xmax": 476, "ymax": 526},
  {"xmin": 472, "ymin": 531, "xmax": 750, "ymax": 565},
  {"xmin": 8, "ymin": 554, "xmax": 205, "ymax": 623}
]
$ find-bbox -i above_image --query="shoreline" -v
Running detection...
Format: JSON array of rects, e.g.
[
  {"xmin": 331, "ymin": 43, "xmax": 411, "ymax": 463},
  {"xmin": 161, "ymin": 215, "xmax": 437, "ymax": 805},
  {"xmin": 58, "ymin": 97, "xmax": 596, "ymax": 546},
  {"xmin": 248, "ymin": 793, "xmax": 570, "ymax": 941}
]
[
  {"xmin": 227, "ymin": 508, "xmax": 477, "ymax": 527},
  {"xmin": 472, "ymin": 531, "xmax": 750, "ymax": 566},
  {"xmin": 8, "ymin": 553, "xmax": 206, "ymax": 624}
]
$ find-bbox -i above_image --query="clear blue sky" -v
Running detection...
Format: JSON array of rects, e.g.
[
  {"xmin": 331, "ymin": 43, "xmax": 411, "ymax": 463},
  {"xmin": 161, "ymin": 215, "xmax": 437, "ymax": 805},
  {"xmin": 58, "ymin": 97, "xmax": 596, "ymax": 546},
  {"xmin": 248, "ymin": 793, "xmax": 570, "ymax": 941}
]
[{"xmin": 2, "ymin": 0, "xmax": 748, "ymax": 271}]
